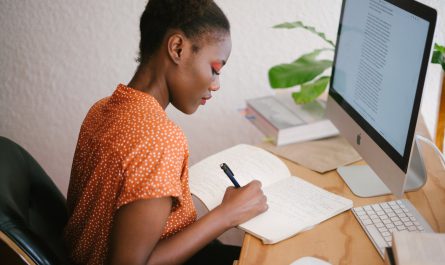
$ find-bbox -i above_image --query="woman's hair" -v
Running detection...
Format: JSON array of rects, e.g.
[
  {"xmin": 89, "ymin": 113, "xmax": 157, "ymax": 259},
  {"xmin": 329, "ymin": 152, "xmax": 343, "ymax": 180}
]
[{"xmin": 138, "ymin": 0, "xmax": 230, "ymax": 63}]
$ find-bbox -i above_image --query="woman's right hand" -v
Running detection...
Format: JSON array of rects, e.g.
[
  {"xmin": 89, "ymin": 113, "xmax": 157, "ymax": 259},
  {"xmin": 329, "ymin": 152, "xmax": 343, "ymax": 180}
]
[{"xmin": 218, "ymin": 180, "xmax": 268, "ymax": 227}]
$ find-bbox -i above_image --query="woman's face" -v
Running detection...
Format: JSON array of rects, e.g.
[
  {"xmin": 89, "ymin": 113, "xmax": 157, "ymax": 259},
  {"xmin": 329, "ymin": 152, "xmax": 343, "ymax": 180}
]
[{"xmin": 167, "ymin": 33, "xmax": 232, "ymax": 114}]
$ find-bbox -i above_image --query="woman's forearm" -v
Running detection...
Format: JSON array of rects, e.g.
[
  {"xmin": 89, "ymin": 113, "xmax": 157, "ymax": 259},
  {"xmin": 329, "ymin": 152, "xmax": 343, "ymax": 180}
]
[
  {"xmin": 147, "ymin": 205, "xmax": 231, "ymax": 265},
  {"xmin": 148, "ymin": 181, "xmax": 267, "ymax": 265}
]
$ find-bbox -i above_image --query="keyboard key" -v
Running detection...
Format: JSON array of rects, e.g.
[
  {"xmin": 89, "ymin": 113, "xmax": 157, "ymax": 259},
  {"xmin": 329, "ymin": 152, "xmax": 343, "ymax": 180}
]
[
  {"xmin": 381, "ymin": 203, "xmax": 390, "ymax": 209},
  {"xmin": 378, "ymin": 227, "xmax": 388, "ymax": 233},
  {"xmin": 363, "ymin": 219, "xmax": 373, "ymax": 225},
  {"xmin": 408, "ymin": 226, "xmax": 417, "ymax": 231},
  {"xmin": 382, "ymin": 231, "xmax": 391, "ymax": 237},
  {"xmin": 384, "ymin": 236, "xmax": 392, "ymax": 242},
  {"xmin": 361, "ymin": 216, "xmax": 370, "ymax": 221},
  {"xmin": 369, "ymin": 214, "xmax": 378, "ymax": 219},
  {"xmin": 354, "ymin": 210, "xmax": 364, "ymax": 215},
  {"xmin": 372, "ymin": 204, "xmax": 382, "ymax": 211},
  {"xmin": 391, "ymin": 204, "xmax": 401, "ymax": 210},
  {"xmin": 375, "ymin": 222, "xmax": 384, "ymax": 228}
]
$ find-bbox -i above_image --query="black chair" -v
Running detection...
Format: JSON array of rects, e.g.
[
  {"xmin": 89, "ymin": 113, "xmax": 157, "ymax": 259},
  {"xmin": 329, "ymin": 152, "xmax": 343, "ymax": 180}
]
[{"xmin": 0, "ymin": 136, "xmax": 69, "ymax": 265}]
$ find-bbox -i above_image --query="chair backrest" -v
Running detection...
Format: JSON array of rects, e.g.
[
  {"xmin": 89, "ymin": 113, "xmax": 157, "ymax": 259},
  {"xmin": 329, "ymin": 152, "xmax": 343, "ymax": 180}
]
[{"xmin": 0, "ymin": 136, "xmax": 69, "ymax": 265}]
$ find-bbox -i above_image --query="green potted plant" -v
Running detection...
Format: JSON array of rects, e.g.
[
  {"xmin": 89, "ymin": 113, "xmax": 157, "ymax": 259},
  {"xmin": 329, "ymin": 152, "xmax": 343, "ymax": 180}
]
[{"xmin": 268, "ymin": 21, "xmax": 335, "ymax": 104}]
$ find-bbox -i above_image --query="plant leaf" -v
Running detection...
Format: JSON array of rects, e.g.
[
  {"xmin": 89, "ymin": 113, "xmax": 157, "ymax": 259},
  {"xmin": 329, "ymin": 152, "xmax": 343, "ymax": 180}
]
[
  {"xmin": 432, "ymin": 43, "xmax": 445, "ymax": 71},
  {"xmin": 269, "ymin": 60, "xmax": 332, "ymax": 88},
  {"xmin": 274, "ymin": 21, "xmax": 335, "ymax": 47},
  {"xmin": 293, "ymin": 48, "xmax": 332, "ymax": 63},
  {"xmin": 434, "ymin": 43, "xmax": 445, "ymax": 53},
  {"xmin": 269, "ymin": 50, "xmax": 332, "ymax": 88},
  {"xmin": 292, "ymin": 76, "xmax": 330, "ymax": 104}
]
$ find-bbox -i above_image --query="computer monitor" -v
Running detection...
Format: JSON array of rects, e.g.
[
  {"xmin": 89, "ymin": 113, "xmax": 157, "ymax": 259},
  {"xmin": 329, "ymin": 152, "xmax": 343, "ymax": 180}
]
[{"xmin": 326, "ymin": 0, "xmax": 437, "ymax": 198}]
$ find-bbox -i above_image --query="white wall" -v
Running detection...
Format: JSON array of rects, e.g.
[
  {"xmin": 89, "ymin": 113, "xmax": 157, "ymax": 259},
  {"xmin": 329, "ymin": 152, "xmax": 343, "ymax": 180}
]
[{"xmin": 1, "ymin": 0, "xmax": 444, "ymax": 195}]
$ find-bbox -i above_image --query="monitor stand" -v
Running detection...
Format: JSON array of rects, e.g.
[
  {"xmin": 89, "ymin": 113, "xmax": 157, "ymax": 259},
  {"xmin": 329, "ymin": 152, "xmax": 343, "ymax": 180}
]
[{"xmin": 337, "ymin": 135, "xmax": 428, "ymax": 197}]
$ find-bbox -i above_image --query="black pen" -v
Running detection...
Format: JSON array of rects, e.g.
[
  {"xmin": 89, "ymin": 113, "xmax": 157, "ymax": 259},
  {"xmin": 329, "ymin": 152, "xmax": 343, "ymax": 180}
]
[{"xmin": 220, "ymin": 163, "xmax": 241, "ymax": 188}]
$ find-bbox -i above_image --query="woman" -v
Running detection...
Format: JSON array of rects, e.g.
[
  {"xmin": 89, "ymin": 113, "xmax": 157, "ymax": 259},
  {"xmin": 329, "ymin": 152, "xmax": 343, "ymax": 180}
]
[{"xmin": 64, "ymin": 1, "xmax": 268, "ymax": 264}]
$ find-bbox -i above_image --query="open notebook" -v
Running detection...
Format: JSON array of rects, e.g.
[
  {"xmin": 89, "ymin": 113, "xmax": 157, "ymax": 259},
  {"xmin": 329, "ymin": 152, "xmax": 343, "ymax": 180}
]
[{"xmin": 189, "ymin": 144, "xmax": 352, "ymax": 244}]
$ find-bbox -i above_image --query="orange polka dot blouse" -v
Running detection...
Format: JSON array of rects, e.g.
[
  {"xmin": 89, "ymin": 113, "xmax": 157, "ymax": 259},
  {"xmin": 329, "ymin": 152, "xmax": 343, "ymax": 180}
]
[{"xmin": 64, "ymin": 84, "xmax": 197, "ymax": 265}]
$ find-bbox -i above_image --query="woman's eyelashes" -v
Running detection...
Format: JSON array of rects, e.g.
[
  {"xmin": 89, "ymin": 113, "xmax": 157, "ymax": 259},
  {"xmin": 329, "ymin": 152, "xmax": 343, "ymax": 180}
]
[
  {"xmin": 211, "ymin": 62, "xmax": 223, "ymax": 76},
  {"xmin": 212, "ymin": 68, "xmax": 220, "ymax": 76}
]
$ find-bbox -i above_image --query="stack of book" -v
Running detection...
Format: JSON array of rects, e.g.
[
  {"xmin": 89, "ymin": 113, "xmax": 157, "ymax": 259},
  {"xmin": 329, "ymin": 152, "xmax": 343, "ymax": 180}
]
[
  {"xmin": 245, "ymin": 94, "xmax": 339, "ymax": 146},
  {"xmin": 384, "ymin": 232, "xmax": 445, "ymax": 265}
]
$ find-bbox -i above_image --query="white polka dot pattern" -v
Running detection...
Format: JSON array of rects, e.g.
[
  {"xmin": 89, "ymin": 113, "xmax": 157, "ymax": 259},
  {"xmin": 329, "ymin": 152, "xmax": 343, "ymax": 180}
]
[{"xmin": 64, "ymin": 84, "xmax": 197, "ymax": 265}]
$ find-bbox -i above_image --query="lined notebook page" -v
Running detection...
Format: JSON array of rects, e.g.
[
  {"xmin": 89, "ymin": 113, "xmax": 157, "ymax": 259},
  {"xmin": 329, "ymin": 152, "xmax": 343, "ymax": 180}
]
[
  {"xmin": 189, "ymin": 144, "xmax": 290, "ymax": 210},
  {"xmin": 241, "ymin": 177, "xmax": 353, "ymax": 244}
]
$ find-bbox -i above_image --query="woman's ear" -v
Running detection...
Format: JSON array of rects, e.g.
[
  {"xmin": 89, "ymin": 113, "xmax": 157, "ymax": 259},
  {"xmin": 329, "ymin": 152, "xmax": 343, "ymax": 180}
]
[{"xmin": 167, "ymin": 33, "xmax": 186, "ymax": 64}]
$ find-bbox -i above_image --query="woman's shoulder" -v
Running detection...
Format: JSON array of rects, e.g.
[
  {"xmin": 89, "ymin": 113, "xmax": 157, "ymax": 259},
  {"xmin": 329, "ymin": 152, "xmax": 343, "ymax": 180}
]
[
  {"xmin": 80, "ymin": 96, "xmax": 111, "ymax": 128},
  {"xmin": 143, "ymin": 116, "xmax": 186, "ymax": 146}
]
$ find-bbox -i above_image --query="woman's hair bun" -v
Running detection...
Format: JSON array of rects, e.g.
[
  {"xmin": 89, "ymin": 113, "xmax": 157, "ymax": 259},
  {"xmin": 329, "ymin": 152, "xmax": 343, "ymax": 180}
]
[{"xmin": 166, "ymin": 0, "xmax": 213, "ymax": 25}]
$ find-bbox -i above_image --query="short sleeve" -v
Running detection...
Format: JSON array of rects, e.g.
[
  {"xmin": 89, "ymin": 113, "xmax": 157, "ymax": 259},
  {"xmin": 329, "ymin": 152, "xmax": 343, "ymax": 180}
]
[{"xmin": 115, "ymin": 134, "xmax": 186, "ymax": 209}]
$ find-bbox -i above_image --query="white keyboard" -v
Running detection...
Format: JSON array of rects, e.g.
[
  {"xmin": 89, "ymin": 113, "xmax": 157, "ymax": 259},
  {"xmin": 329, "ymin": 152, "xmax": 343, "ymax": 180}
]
[{"xmin": 352, "ymin": 199, "xmax": 433, "ymax": 258}]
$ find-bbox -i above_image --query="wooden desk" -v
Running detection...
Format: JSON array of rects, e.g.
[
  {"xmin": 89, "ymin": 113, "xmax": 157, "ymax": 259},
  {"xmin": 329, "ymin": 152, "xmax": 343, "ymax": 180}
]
[{"xmin": 238, "ymin": 126, "xmax": 445, "ymax": 265}]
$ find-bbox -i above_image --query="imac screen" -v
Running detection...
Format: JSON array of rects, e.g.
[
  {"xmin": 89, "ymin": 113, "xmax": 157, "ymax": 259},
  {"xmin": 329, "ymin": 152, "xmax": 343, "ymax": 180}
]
[{"xmin": 331, "ymin": 0, "xmax": 431, "ymax": 170}]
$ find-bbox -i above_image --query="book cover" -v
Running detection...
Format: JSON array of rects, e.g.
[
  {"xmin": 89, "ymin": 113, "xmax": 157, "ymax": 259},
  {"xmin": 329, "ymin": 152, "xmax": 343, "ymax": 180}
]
[
  {"xmin": 392, "ymin": 232, "xmax": 445, "ymax": 265},
  {"xmin": 245, "ymin": 94, "xmax": 339, "ymax": 146}
]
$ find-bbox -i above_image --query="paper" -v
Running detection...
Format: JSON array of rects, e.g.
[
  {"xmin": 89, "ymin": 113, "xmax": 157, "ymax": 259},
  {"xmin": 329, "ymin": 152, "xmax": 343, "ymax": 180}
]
[
  {"xmin": 240, "ymin": 177, "xmax": 352, "ymax": 244},
  {"xmin": 259, "ymin": 136, "xmax": 361, "ymax": 173},
  {"xmin": 189, "ymin": 144, "xmax": 290, "ymax": 210},
  {"xmin": 189, "ymin": 144, "xmax": 353, "ymax": 244}
]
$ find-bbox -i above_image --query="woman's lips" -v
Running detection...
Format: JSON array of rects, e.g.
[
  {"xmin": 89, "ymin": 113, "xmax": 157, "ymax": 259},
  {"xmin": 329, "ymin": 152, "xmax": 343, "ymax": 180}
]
[{"xmin": 201, "ymin": 95, "xmax": 212, "ymax": 105}]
